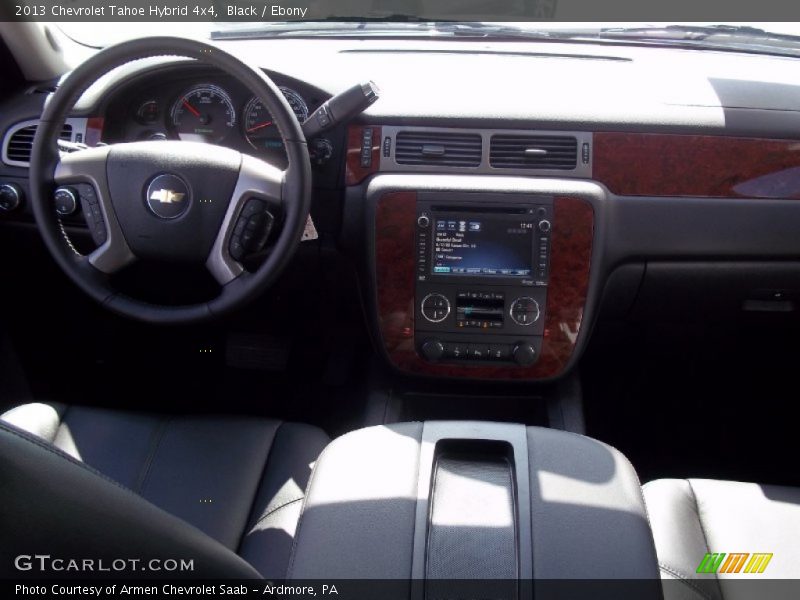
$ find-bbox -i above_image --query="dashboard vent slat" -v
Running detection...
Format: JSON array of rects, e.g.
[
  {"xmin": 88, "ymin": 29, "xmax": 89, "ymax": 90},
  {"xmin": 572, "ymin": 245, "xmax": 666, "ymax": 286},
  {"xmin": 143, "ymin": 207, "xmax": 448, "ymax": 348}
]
[
  {"xmin": 5, "ymin": 123, "xmax": 73, "ymax": 164},
  {"xmin": 490, "ymin": 134, "xmax": 578, "ymax": 170},
  {"xmin": 396, "ymin": 131, "xmax": 482, "ymax": 167}
]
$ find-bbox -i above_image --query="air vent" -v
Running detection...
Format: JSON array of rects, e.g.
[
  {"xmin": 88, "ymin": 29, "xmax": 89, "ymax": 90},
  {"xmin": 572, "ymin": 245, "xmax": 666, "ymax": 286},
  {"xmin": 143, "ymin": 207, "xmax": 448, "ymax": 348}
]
[
  {"xmin": 4, "ymin": 123, "xmax": 73, "ymax": 165},
  {"xmin": 490, "ymin": 134, "xmax": 578, "ymax": 170},
  {"xmin": 395, "ymin": 131, "xmax": 482, "ymax": 167}
]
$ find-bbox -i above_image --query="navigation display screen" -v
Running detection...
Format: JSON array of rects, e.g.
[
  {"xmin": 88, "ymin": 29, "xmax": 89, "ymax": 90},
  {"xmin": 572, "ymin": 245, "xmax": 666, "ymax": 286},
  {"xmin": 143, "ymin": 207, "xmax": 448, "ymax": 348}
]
[{"xmin": 432, "ymin": 216, "xmax": 534, "ymax": 277}]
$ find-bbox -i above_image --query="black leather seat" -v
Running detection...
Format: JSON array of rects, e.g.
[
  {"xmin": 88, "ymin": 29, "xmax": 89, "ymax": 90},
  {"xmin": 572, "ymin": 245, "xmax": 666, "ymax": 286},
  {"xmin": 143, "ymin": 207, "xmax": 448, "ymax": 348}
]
[
  {"xmin": 643, "ymin": 478, "xmax": 800, "ymax": 593},
  {"xmin": 0, "ymin": 402, "xmax": 329, "ymax": 578}
]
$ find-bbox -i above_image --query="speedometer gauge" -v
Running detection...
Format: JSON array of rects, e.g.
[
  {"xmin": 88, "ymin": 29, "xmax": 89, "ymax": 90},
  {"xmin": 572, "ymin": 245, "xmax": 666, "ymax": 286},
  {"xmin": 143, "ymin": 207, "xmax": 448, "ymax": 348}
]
[
  {"xmin": 170, "ymin": 84, "xmax": 236, "ymax": 143},
  {"xmin": 243, "ymin": 87, "xmax": 309, "ymax": 150}
]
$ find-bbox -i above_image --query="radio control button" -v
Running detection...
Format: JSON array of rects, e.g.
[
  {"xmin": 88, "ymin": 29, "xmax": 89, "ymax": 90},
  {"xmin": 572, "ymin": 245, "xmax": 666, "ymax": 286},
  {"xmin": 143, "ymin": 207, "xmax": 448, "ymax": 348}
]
[
  {"xmin": 421, "ymin": 293, "xmax": 450, "ymax": 323},
  {"xmin": 417, "ymin": 214, "xmax": 430, "ymax": 228},
  {"xmin": 538, "ymin": 219, "xmax": 552, "ymax": 233},
  {"xmin": 420, "ymin": 339, "xmax": 445, "ymax": 362},
  {"xmin": 445, "ymin": 342, "xmax": 468, "ymax": 360},
  {"xmin": 488, "ymin": 344, "xmax": 512, "ymax": 361},
  {"xmin": 468, "ymin": 345, "xmax": 490, "ymax": 360},
  {"xmin": 510, "ymin": 297, "xmax": 540, "ymax": 326},
  {"xmin": 513, "ymin": 342, "xmax": 537, "ymax": 366}
]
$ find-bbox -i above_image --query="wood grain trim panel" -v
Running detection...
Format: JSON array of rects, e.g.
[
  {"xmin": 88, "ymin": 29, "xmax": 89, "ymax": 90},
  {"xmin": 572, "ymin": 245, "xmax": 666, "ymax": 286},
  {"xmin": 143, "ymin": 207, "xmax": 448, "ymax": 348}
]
[
  {"xmin": 594, "ymin": 132, "xmax": 800, "ymax": 199},
  {"xmin": 345, "ymin": 125, "xmax": 381, "ymax": 186},
  {"xmin": 374, "ymin": 192, "xmax": 594, "ymax": 380}
]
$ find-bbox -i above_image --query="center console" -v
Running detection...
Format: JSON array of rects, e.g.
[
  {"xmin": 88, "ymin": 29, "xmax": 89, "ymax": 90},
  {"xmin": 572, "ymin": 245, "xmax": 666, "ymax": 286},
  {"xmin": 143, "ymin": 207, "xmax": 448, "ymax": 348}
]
[
  {"xmin": 366, "ymin": 174, "xmax": 602, "ymax": 381},
  {"xmin": 287, "ymin": 421, "xmax": 660, "ymax": 589},
  {"xmin": 414, "ymin": 192, "xmax": 553, "ymax": 367}
]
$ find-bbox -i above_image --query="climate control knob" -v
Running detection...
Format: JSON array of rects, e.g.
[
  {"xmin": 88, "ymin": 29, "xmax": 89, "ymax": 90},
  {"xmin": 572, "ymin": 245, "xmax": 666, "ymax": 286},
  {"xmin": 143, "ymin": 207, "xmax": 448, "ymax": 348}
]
[
  {"xmin": 420, "ymin": 339, "xmax": 445, "ymax": 362},
  {"xmin": 421, "ymin": 293, "xmax": 450, "ymax": 323},
  {"xmin": 0, "ymin": 183, "xmax": 23, "ymax": 212},
  {"xmin": 512, "ymin": 342, "xmax": 537, "ymax": 367},
  {"xmin": 509, "ymin": 297, "xmax": 540, "ymax": 326}
]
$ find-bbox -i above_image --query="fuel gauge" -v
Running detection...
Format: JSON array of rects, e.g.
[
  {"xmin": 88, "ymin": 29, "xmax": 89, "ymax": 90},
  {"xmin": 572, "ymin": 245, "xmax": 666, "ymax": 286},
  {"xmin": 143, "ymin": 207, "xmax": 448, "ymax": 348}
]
[{"xmin": 135, "ymin": 100, "xmax": 160, "ymax": 124}]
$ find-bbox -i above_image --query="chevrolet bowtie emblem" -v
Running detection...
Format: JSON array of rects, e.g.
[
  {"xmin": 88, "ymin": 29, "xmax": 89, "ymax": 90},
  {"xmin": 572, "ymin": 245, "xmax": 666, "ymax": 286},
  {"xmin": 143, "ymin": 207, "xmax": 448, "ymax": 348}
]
[{"xmin": 149, "ymin": 189, "xmax": 186, "ymax": 204}]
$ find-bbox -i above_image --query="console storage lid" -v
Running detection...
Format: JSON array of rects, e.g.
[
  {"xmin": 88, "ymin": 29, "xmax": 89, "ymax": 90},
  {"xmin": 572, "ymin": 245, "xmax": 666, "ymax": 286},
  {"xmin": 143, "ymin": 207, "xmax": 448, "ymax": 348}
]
[{"xmin": 287, "ymin": 421, "xmax": 659, "ymax": 582}]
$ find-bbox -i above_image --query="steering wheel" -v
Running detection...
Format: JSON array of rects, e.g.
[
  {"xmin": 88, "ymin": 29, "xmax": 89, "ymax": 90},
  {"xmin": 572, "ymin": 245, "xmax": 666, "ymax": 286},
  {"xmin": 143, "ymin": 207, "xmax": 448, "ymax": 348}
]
[{"xmin": 29, "ymin": 37, "xmax": 312, "ymax": 324}]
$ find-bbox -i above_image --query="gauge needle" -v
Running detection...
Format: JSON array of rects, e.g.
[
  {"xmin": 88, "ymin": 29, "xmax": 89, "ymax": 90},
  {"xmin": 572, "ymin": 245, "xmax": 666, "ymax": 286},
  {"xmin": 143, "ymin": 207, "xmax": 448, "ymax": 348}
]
[
  {"xmin": 182, "ymin": 100, "xmax": 201, "ymax": 118},
  {"xmin": 247, "ymin": 121, "xmax": 273, "ymax": 133}
]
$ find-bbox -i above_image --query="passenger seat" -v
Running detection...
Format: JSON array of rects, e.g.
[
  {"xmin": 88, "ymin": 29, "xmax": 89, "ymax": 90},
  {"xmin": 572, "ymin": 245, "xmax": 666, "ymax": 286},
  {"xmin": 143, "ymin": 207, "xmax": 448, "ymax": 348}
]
[{"xmin": 643, "ymin": 478, "xmax": 800, "ymax": 590}]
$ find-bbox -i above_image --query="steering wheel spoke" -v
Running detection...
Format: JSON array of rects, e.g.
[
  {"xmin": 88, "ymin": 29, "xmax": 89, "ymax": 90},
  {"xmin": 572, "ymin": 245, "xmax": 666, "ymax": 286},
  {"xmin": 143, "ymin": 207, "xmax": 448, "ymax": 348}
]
[
  {"xmin": 54, "ymin": 147, "xmax": 136, "ymax": 275},
  {"xmin": 207, "ymin": 154, "xmax": 285, "ymax": 285}
]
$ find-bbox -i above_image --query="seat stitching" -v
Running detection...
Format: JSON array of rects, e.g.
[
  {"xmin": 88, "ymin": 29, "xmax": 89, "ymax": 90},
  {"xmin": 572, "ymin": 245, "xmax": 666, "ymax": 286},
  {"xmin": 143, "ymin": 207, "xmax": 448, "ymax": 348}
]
[
  {"xmin": 286, "ymin": 431, "xmax": 336, "ymax": 579},
  {"xmin": 135, "ymin": 417, "xmax": 171, "ymax": 495},
  {"xmin": 686, "ymin": 479, "xmax": 724, "ymax": 600},
  {"xmin": 54, "ymin": 405, "xmax": 71, "ymax": 445},
  {"xmin": 686, "ymin": 481, "xmax": 714, "ymax": 571},
  {"xmin": 658, "ymin": 562, "xmax": 714, "ymax": 600},
  {"xmin": 235, "ymin": 421, "xmax": 284, "ymax": 554},
  {"xmin": 250, "ymin": 497, "xmax": 304, "ymax": 529}
]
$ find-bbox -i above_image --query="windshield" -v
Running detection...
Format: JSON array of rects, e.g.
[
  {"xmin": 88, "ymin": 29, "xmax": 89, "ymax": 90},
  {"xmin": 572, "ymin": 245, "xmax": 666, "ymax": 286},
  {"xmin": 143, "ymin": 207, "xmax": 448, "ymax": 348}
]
[{"xmin": 57, "ymin": 21, "xmax": 800, "ymax": 55}]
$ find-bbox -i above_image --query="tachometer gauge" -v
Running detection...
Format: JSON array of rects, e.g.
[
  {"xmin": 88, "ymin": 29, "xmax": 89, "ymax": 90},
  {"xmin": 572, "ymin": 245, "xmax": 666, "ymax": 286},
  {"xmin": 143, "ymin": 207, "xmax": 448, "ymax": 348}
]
[
  {"xmin": 170, "ymin": 84, "xmax": 236, "ymax": 143},
  {"xmin": 243, "ymin": 87, "xmax": 309, "ymax": 150},
  {"xmin": 135, "ymin": 100, "xmax": 159, "ymax": 124}
]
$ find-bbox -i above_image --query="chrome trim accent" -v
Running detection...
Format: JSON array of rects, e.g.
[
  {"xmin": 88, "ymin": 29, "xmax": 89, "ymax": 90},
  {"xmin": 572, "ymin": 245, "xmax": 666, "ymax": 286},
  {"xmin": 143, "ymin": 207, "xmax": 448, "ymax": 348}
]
[
  {"xmin": 509, "ymin": 297, "xmax": 540, "ymax": 326},
  {"xmin": 420, "ymin": 292, "xmax": 451, "ymax": 323},
  {"xmin": 379, "ymin": 126, "xmax": 592, "ymax": 178},
  {"xmin": 2, "ymin": 117, "xmax": 89, "ymax": 168}
]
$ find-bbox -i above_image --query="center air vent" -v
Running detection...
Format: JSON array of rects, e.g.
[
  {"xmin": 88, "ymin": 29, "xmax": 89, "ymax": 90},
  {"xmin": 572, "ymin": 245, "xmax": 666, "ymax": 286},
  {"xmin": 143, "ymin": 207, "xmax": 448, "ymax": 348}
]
[
  {"xmin": 490, "ymin": 134, "xmax": 578, "ymax": 170},
  {"xmin": 3, "ymin": 122, "xmax": 74, "ymax": 166},
  {"xmin": 395, "ymin": 131, "xmax": 482, "ymax": 167}
]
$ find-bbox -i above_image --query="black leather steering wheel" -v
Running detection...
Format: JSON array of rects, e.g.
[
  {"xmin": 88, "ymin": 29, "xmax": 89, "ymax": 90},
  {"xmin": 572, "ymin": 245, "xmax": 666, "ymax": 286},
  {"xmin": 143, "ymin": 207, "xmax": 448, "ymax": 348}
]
[{"xmin": 30, "ymin": 37, "xmax": 312, "ymax": 324}]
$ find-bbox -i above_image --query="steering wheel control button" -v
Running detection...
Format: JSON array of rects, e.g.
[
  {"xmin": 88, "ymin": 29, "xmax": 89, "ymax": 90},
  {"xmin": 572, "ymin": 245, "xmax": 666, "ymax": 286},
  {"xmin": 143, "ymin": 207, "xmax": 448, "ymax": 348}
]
[
  {"xmin": 53, "ymin": 187, "xmax": 79, "ymax": 217},
  {"xmin": 421, "ymin": 293, "xmax": 451, "ymax": 323},
  {"xmin": 510, "ymin": 297, "xmax": 540, "ymax": 326},
  {"xmin": 0, "ymin": 183, "xmax": 23, "ymax": 212},
  {"xmin": 146, "ymin": 173, "xmax": 190, "ymax": 219},
  {"xmin": 74, "ymin": 184, "xmax": 107, "ymax": 246},
  {"xmin": 229, "ymin": 198, "xmax": 274, "ymax": 261}
]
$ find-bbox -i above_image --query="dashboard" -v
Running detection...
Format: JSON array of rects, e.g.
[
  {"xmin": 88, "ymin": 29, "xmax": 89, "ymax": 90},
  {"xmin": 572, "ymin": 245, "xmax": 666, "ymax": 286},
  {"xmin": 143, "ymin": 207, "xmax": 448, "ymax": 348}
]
[{"xmin": 4, "ymin": 38, "xmax": 800, "ymax": 383}]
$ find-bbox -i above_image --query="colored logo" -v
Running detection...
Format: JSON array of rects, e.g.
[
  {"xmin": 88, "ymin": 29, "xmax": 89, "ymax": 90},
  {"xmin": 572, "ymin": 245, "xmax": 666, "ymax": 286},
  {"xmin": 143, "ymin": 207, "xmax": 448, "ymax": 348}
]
[
  {"xmin": 146, "ymin": 174, "xmax": 190, "ymax": 219},
  {"xmin": 696, "ymin": 553, "xmax": 773, "ymax": 574}
]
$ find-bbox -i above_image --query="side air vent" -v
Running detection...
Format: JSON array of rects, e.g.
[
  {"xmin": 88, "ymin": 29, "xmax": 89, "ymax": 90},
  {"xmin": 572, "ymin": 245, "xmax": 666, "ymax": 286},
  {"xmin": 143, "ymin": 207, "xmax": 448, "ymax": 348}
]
[
  {"xmin": 2, "ymin": 121, "xmax": 76, "ymax": 167},
  {"xmin": 490, "ymin": 134, "xmax": 578, "ymax": 170},
  {"xmin": 395, "ymin": 131, "xmax": 482, "ymax": 167}
]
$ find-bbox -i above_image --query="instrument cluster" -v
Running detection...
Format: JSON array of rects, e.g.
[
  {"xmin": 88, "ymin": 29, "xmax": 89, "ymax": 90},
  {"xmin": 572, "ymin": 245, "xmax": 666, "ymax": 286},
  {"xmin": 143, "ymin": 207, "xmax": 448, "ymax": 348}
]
[{"xmin": 113, "ymin": 75, "xmax": 324, "ymax": 168}]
